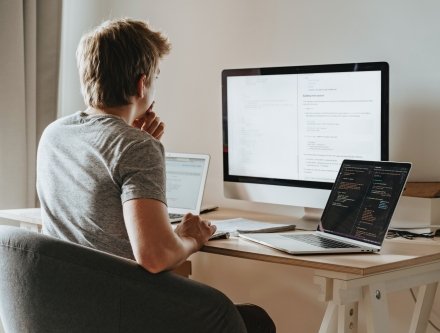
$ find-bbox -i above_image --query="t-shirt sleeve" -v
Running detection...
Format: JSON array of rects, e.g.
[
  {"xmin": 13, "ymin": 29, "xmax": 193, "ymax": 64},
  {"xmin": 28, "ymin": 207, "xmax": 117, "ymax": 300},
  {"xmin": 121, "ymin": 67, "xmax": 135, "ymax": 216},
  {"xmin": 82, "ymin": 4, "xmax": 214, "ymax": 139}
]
[{"xmin": 117, "ymin": 138, "xmax": 167, "ymax": 205}]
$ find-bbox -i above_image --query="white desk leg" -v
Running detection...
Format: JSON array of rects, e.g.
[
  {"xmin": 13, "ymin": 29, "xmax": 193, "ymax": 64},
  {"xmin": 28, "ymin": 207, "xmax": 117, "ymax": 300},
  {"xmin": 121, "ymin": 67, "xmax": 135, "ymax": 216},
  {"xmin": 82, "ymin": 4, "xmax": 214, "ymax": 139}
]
[
  {"xmin": 316, "ymin": 276, "xmax": 337, "ymax": 333},
  {"xmin": 316, "ymin": 276, "xmax": 359, "ymax": 333},
  {"xmin": 318, "ymin": 298, "xmax": 359, "ymax": 333},
  {"xmin": 319, "ymin": 301, "xmax": 337, "ymax": 333},
  {"xmin": 409, "ymin": 282, "xmax": 438, "ymax": 333},
  {"xmin": 363, "ymin": 282, "xmax": 389, "ymax": 333},
  {"xmin": 338, "ymin": 302, "xmax": 358, "ymax": 333}
]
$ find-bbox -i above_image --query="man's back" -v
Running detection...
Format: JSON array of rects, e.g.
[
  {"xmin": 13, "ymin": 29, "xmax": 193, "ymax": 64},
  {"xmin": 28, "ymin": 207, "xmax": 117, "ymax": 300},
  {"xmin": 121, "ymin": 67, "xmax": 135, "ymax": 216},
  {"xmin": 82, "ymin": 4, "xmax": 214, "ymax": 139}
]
[{"xmin": 37, "ymin": 111, "xmax": 166, "ymax": 259}]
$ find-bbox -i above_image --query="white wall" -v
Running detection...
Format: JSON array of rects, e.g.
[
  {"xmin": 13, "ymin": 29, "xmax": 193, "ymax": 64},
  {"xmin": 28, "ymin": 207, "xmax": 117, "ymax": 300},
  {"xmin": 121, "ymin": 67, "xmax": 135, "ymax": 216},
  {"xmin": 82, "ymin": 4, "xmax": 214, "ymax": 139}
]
[
  {"xmin": 59, "ymin": 1, "xmax": 440, "ymax": 332},
  {"xmin": 60, "ymin": 0, "xmax": 440, "ymax": 211}
]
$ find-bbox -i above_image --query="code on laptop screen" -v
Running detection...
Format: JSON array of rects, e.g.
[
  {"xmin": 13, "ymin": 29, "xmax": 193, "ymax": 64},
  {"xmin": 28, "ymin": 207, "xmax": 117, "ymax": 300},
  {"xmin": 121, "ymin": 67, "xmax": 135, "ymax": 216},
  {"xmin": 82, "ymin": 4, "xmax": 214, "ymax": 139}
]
[{"xmin": 320, "ymin": 160, "xmax": 411, "ymax": 246}]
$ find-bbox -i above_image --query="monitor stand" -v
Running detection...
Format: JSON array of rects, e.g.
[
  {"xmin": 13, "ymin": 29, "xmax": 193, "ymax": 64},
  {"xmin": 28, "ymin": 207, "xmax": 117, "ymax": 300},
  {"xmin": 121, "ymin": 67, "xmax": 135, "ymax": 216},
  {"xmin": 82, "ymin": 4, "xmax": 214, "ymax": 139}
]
[{"xmin": 293, "ymin": 207, "xmax": 323, "ymax": 231}]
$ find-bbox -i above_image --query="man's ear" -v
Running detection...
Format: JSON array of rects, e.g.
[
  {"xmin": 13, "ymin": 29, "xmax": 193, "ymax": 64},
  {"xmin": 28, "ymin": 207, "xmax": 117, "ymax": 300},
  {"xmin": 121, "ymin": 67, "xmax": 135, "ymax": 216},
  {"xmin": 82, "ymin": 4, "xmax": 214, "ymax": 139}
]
[{"xmin": 137, "ymin": 74, "xmax": 147, "ymax": 98}]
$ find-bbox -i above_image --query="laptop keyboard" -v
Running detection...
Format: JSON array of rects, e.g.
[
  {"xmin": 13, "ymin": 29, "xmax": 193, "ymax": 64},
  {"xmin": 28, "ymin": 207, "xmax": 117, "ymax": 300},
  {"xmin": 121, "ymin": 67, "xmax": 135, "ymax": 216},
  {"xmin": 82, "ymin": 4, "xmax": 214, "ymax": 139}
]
[
  {"xmin": 169, "ymin": 213, "xmax": 184, "ymax": 220},
  {"xmin": 282, "ymin": 234, "xmax": 360, "ymax": 249}
]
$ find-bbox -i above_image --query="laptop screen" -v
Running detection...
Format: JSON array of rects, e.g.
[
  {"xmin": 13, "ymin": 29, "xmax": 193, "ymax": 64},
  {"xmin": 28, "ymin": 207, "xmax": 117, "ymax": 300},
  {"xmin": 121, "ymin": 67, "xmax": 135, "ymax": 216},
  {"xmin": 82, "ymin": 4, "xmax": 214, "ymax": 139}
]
[
  {"xmin": 165, "ymin": 153, "xmax": 210, "ymax": 213},
  {"xmin": 319, "ymin": 160, "xmax": 411, "ymax": 246}
]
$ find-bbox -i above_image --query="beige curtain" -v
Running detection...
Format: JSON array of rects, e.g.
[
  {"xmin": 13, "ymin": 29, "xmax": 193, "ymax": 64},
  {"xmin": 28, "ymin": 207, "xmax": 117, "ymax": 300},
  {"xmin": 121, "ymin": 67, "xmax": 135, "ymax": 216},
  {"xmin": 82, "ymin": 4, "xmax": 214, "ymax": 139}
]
[{"xmin": 0, "ymin": 0, "xmax": 62, "ymax": 209}]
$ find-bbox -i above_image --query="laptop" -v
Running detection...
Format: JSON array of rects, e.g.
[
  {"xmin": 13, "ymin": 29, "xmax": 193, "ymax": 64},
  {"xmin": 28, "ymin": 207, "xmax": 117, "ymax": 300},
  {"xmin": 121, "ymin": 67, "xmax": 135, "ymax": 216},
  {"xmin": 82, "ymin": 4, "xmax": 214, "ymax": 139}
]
[
  {"xmin": 239, "ymin": 160, "xmax": 412, "ymax": 254},
  {"xmin": 165, "ymin": 152, "xmax": 215, "ymax": 223}
]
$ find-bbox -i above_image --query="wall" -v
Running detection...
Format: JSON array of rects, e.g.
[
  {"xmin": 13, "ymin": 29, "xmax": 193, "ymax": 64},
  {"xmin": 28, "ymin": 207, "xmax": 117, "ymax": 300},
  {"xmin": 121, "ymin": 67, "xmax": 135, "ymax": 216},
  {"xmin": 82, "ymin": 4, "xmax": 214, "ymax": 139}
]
[
  {"xmin": 0, "ymin": 0, "xmax": 28, "ymax": 209},
  {"xmin": 59, "ymin": 1, "xmax": 440, "ymax": 332}
]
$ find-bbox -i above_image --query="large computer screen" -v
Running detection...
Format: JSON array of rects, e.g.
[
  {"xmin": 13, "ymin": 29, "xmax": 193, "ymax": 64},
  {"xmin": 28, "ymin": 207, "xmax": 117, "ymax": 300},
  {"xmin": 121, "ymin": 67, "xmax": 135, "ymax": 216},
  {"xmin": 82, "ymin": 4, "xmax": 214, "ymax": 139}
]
[{"xmin": 222, "ymin": 62, "xmax": 389, "ymax": 222}]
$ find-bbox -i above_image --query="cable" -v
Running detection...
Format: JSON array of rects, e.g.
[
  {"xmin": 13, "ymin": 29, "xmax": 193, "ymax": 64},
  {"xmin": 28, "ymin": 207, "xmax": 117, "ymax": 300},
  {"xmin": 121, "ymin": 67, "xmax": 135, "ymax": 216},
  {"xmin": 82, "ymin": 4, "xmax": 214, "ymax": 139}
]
[{"xmin": 386, "ymin": 230, "xmax": 435, "ymax": 240}]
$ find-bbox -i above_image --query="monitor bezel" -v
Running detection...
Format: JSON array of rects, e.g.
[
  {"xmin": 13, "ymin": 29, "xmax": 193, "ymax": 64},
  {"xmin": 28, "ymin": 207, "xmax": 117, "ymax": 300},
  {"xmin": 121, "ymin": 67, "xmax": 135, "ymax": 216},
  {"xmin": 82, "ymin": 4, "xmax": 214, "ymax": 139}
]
[{"xmin": 222, "ymin": 61, "xmax": 389, "ymax": 191}]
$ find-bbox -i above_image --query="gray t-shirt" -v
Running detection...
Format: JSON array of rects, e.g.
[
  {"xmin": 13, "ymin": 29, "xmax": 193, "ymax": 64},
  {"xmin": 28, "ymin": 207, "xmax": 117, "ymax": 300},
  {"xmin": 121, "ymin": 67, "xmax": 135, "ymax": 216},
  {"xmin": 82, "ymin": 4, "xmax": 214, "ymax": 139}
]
[{"xmin": 36, "ymin": 111, "xmax": 166, "ymax": 260}]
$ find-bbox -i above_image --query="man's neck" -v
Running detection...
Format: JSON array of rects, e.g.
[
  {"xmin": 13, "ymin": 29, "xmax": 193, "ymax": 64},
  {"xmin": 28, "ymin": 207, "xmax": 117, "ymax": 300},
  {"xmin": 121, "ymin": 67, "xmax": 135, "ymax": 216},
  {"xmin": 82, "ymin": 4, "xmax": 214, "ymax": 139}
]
[{"xmin": 86, "ymin": 104, "xmax": 139, "ymax": 125}]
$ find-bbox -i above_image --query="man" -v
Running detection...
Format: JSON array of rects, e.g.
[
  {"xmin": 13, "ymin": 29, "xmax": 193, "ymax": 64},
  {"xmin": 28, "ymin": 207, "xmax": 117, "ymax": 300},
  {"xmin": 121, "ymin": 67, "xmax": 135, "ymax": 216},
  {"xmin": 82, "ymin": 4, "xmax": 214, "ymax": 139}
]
[{"xmin": 37, "ymin": 18, "xmax": 275, "ymax": 332}]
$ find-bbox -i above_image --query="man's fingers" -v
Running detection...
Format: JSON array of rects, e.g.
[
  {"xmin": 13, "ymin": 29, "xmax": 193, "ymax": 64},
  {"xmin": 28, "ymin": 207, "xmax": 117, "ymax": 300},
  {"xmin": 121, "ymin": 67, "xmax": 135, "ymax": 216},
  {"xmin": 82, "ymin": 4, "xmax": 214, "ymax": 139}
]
[
  {"xmin": 141, "ymin": 113, "xmax": 161, "ymax": 132},
  {"xmin": 147, "ymin": 117, "xmax": 161, "ymax": 133},
  {"xmin": 134, "ymin": 110, "xmax": 165, "ymax": 140},
  {"xmin": 141, "ymin": 112, "xmax": 156, "ymax": 130},
  {"xmin": 152, "ymin": 122, "xmax": 165, "ymax": 139},
  {"xmin": 205, "ymin": 221, "xmax": 217, "ymax": 236}
]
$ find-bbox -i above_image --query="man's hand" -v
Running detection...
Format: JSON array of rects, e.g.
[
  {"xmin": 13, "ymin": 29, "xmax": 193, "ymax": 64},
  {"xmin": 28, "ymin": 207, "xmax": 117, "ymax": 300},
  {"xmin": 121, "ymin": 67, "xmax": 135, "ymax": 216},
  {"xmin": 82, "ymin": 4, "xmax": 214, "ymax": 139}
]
[
  {"xmin": 123, "ymin": 199, "xmax": 211, "ymax": 273},
  {"xmin": 174, "ymin": 213, "xmax": 216, "ymax": 250},
  {"xmin": 133, "ymin": 102, "xmax": 165, "ymax": 140}
]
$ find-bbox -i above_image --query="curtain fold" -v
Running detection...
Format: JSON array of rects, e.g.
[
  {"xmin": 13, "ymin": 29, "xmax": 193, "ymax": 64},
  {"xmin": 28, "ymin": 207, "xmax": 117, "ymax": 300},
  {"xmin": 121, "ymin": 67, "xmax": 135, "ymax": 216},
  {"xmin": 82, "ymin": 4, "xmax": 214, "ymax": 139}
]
[
  {"xmin": 0, "ymin": 0, "xmax": 61, "ymax": 209},
  {"xmin": 24, "ymin": 0, "xmax": 37, "ymax": 208}
]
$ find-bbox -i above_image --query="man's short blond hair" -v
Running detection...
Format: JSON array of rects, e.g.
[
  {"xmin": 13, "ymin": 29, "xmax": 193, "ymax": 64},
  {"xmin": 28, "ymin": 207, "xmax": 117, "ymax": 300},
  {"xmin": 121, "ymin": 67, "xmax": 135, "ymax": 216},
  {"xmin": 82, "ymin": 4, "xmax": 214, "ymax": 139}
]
[{"xmin": 76, "ymin": 18, "xmax": 171, "ymax": 108}]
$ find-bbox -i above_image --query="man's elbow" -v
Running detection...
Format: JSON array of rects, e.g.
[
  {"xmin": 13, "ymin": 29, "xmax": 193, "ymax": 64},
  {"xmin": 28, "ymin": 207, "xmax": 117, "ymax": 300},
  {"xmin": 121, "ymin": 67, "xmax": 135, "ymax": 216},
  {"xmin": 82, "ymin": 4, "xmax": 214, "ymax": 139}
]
[
  {"xmin": 139, "ymin": 262, "xmax": 167, "ymax": 274},
  {"xmin": 136, "ymin": 254, "xmax": 171, "ymax": 274}
]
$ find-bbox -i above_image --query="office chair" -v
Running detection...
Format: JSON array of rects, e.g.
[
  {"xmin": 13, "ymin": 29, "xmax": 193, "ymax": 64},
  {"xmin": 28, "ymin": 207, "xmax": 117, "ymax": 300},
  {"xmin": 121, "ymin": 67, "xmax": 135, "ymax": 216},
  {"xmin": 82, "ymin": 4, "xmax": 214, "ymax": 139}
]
[{"xmin": 0, "ymin": 226, "xmax": 246, "ymax": 333}]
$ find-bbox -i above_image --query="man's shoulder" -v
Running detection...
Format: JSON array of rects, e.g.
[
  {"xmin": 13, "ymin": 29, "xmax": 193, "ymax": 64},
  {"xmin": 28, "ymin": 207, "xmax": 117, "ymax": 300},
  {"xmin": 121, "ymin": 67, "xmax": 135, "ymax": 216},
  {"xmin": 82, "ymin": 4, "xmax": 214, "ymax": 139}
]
[
  {"xmin": 41, "ymin": 111, "xmax": 163, "ymax": 151},
  {"xmin": 42, "ymin": 111, "xmax": 85, "ymax": 133},
  {"xmin": 89, "ymin": 115, "xmax": 164, "ymax": 158},
  {"xmin": 106, "ymin": 119, "xmax": 162, "ymax": 148}
]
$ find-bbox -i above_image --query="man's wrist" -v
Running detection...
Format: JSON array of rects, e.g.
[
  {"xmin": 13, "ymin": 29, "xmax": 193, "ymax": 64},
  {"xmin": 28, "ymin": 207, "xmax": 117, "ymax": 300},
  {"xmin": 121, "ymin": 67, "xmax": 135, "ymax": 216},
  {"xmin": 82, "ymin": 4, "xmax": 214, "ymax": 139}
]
[{"xmin": 180, "ymin": 235, "xmax": 201, "ymax": 254}]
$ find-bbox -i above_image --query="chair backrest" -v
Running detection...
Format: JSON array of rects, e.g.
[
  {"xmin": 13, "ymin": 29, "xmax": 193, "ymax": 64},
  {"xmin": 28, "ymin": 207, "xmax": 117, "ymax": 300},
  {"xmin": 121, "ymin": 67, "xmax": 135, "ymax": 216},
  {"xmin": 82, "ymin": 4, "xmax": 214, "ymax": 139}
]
[
  {"xmin": 0, "ymin": 226, "xmax": 140, "ymax": 332},
  {"xmin": 0, "ymin": 226, "xmax": 246, "ymax": 333}
]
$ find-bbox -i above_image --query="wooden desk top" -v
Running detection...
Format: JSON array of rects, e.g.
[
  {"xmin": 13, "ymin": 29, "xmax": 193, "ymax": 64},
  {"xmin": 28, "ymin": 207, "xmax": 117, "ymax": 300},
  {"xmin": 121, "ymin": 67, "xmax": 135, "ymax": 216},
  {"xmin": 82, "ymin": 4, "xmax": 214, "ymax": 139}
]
[
  {"xmin": 2, "ymin": 207, "xmax": 440, "ymax": 277},
  {"xmin": 202, "ymin": 209, "xmax": 440, "ymax": 276},
  {"xmin": 0, "ymin": 208, "xmax": 42, "ymax": 225},
  {"xmin": 203, "ymin": 235, "xmax": 440, "ymax": 276}
]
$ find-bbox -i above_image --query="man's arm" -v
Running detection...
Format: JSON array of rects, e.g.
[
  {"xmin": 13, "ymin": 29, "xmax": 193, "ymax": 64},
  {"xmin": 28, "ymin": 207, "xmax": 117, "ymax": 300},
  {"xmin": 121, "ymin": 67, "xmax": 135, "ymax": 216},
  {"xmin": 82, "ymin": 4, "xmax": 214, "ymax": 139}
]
[{"xmin": 123, "ymin": 198, "xmax": 215, "ymax": 273}]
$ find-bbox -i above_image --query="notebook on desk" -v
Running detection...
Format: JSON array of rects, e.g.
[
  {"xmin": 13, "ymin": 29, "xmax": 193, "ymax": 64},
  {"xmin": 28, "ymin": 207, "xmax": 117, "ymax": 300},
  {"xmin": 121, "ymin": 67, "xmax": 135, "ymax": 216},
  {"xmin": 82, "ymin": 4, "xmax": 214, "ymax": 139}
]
[
  {"xmin": 239, "ymin": 160, "xmax": 412, "ymax": 255},
  {"xmin": 165, "ymin": 152, "xmax": 216, "ymax": 223}
]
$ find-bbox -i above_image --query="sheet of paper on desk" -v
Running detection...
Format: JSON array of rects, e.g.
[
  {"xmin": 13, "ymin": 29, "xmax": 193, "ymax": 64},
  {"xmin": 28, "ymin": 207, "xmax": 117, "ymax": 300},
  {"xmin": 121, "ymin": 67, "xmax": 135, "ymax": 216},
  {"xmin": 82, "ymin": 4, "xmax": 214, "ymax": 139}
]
[{"xmin": 212, "ymin": 218, "xmax": 296, "ymax": 236}]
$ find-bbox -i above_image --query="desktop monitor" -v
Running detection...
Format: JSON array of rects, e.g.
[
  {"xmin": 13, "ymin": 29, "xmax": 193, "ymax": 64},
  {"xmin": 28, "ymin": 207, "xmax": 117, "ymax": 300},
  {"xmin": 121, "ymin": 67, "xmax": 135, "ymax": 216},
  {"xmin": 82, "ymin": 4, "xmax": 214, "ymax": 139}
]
[{"xmin": 222, "ymin": 62, "xmax": 389, "ymax": 224}]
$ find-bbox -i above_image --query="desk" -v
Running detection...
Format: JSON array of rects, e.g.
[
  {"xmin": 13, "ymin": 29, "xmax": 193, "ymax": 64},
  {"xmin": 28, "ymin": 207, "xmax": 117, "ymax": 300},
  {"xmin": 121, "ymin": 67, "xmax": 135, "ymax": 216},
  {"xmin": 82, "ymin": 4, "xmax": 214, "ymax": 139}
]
[
  {"xmin": 0, "ymin": 208, "xmax": 42, "ymax": 232},
  {"xmin": 1, "ymin": 208, "xmax": 440, "ymax": 333},
  {"xmin": 203, "ymin": 209, "xmax": 440, "ymax": 333}
]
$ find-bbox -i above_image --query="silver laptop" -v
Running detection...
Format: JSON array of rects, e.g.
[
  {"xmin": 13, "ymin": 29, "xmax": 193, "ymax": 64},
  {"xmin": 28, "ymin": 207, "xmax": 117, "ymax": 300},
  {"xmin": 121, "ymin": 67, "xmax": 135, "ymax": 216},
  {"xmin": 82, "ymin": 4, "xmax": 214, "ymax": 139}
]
[
  {"xmin": 166, "ymin": 152, "xmax": 214, "ymax": 223},
  {"xmin": 239, "ymin": 160, "xmax": 412, "ymax": 254}
]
